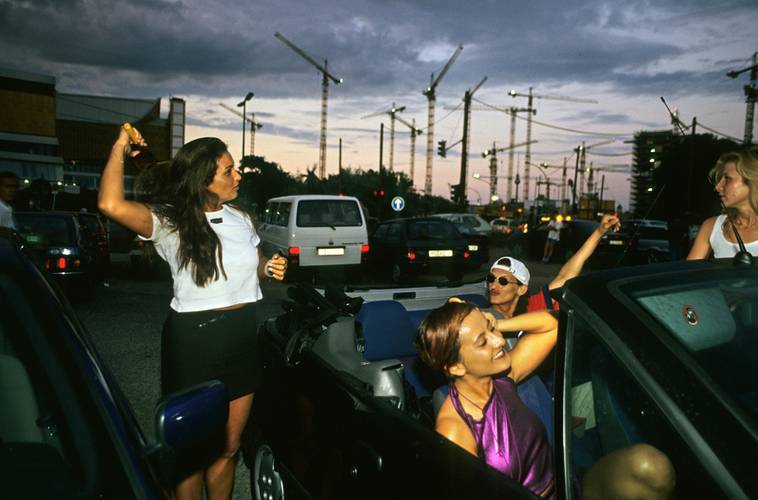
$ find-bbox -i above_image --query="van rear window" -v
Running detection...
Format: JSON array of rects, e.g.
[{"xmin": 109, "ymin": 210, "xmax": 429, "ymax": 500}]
[{"xmin": 296, "ymin": 200, "xmax": 362, "ymax": 227}]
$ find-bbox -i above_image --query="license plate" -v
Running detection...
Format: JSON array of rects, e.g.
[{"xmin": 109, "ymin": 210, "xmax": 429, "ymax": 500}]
[
  {"xmin": 318, "ymin": 247, "xmax": 345, "ymax": 256},
  {"xmin": 468, "ymin": 244, "xmax": 479, "ymax": 251},
  {"xmin": 429, "ymin": 249, "xmax": 453, "ymax": 257},
  {"xmin": 609, "ymin": 240, "xmax": 624, "ymax": 246}
]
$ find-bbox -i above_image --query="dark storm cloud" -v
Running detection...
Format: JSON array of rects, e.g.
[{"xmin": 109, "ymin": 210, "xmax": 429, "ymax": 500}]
[{"xmin": 0, "ymin": 0, "xmax": 754, "ymax": 115}]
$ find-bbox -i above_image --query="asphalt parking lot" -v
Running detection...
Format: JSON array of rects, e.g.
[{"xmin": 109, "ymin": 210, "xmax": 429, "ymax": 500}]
[{"xmin": 73, "ymin": 245, "xmax": 561, "ymax": 499}]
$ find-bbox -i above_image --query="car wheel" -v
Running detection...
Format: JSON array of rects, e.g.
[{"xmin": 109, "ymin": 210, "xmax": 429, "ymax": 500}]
[
  {"xmin": 646, "ymin": 251, "xmax": 662, "ymax": 264},
  {"xmin": 253, "ymin": 443, "xmax": 285, "ymax": 500},
  {"xmin": 391, "ymin": 263, "xmax": 403, "ymax": 284}
]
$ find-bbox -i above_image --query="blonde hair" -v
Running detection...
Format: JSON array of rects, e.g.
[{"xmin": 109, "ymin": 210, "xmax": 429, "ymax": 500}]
[{"xmin": 709, "ymin": 149, "xmax": 758, "ymax": 218}]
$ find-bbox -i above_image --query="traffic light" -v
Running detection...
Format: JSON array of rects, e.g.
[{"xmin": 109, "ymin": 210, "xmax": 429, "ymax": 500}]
[
  {"xmin": 437, "ymin": 140, "xmax": 447, "ymax": 158},
  {"xmin": 450, "ymin": 183, "xmax": 462, "ymax": 202}
]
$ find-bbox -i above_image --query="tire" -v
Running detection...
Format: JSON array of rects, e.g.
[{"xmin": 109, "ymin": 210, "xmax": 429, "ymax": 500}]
[
  {"xmin": 645, "ymin": 251, "xmax": 662, "ymax": 264},
  {"xmin": 253, "ymin": 443, "xmax": 285, "ymax": 500}
]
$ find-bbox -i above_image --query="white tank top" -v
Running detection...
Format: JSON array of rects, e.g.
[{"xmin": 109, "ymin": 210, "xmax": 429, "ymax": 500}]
[{"xmin": 709, "ymin": 214, "xmax": 758, "ymax": 258}]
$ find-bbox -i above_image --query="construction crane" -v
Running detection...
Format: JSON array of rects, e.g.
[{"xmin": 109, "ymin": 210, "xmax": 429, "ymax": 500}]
[
  {"xmin": 275, "ymin": 32, "xmax": 343, "ymax": 179},
  {"xmin": 726, "ymin": 51, "xmax": 757, "ymax": 145},
  {"xmin": 362, "ymin": 103, "xmax": 406, "ymax": 172},
  {"xmin": 481, "ymin": 140, "xmax": 537, "ymax": 201},
  {"xmin": 219, "ymin": 103, "xmax": 263, "ymax": 157},
  {"xmin": 571, "ymin": 139, "xmax": 616, "ymax": 213},
  {"xmin": 508, "ymin": 88, "xmax": 598, "ymax": 202},
  {"xmin": 457, "ymin": 76, "xmax": 487, "ymax": 208},
  {"xmin": 586, "ymin": 163, "xmax": 631, "ymax": 195},
  {"xmin": 394, "ymin": 115, "xmax": 423, "ymax": 187},
  {"xmin": 422, "ymin": 45, "xmax": 463, "ymax": 196}
]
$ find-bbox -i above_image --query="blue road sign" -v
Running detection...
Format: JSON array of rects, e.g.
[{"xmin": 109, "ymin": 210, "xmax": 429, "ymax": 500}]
[{"xmin": 391, "ymin": 196, "xmax": 405, "ymax": 212}]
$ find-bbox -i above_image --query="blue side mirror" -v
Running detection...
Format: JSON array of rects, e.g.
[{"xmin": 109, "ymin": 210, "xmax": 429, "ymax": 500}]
[{"xmin": 154, "ymin": 380, "xmax": 228, "ymax": 451}]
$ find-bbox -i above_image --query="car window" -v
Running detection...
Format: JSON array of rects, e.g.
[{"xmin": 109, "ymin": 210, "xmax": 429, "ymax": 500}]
[
  {"xmin": 567, "ymin": 313, "xmax": 724, "ymax": 498},
  {"xmin": 408, "ymin": 220, "xmax": 457, "ymax": 240},
  {"xmin": 263, "ymin": 202, "xmax": 277, "ymax": 224},
  {"xmin": 15, "ymin": 214, "xmax": 74, "ymax": 247},
  {"xmin": 77, "ymin": 215, "xmax": 104, "ymax": 239},
  {"xmin": 296, "ymin": 200, "xmax": 362, "ymax": 227},
  {"xmin": 373, "ymin": 224, "xmax": 388, "ymax": 239},
  {"xmin": 462, "ymin": 215, "xmax": 482, "ymax": 228},
  {"xmin": 386, "ymin": 222, "xmax": 404, "ymax": 242},
  {"xmin": 275, "ymin": 202, "xmax": 291, "ymax": 226},
  {"xmin": 633, "ymin": 277, "xmax": 758, "ymax": 419}
]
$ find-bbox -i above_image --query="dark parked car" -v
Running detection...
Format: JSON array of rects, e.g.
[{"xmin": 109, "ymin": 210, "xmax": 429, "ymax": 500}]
[
  {"xmin": 527, "ymin": 218, "xmax": 599, "ymax": 263},
  {"xmin": 445, "ymin": 219, "xmax": 489, "ymax": 269},
  {"xmin": 369, "ymin": 217, "xmax": 470, "ymax": 283},
  {"xmin": 248, "ymin": 257, "xmax": 758, "ymax": 499},
  {"xmin": 593, "ymin": 219, "xmax": 670, "ymax": 267},
  {"xmin": 0, "ymin": 228, "xmax": 229, "ymax": 499},
  {"xmin": 15, "ymin": 211, "xmax": 102, "ymax": 297}
]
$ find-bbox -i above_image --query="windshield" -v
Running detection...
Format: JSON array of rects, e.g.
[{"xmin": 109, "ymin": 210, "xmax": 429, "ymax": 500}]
[
  {"xmin": 633, "ymin": 277, "xmax": 758, "ymax": 419},
  {"xmin": 408, "ymin": 220, "xmax": 459, "ymax": 240}
]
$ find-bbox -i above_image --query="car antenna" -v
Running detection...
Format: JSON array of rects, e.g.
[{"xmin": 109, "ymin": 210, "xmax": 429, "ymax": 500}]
[{"xmin": 720, "ymin": 200, "xmax": 754, "ymax": 266}]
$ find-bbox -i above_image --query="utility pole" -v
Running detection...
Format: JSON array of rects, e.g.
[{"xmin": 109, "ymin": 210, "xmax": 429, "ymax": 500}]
[
  {"xmin": 727, "ymin": 52, "xmax": 757, "ymax": 145},
  {"xmin": 275, "ymin": 32, "xmax": 343, "ymax": 179},
  {"xmin": 561, "ymin": 157, "xmax": 568, "ymax": 210},
  {"xmin": 458, "ymin": 76, "xmax": 487, "ymax": 209},
  {"xmin": 508, "ymin": 88, "xmax": 598, "ymax": 201},
  {"xmin": 338, "ymin": 137, "xmax": 342, "ymax": 193},
  {"xmin": 423, "ymin": 45, "xmax": 463, "ymax": 196},
  {"xmin": 488, "ymin": 142, "xmax": 497, "ymax": 200}
]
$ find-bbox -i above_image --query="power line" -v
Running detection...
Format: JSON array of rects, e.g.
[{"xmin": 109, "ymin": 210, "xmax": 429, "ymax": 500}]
[{"xmin": 695, "ymin": 121, "xmax": 743, "ymax": 142}]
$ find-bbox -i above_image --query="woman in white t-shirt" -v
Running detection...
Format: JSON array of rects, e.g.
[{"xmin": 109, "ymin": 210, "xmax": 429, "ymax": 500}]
[
  {"xmin": 98, "ymin": 125, "xmax": 287, "ymax": 500},
  {"xmin": 688, "ymin": 149, "xmax": 758, "ymax": 260},
  {"xmin": 541, "ymin": 212, "xmax": 564, "ymax": 264}
]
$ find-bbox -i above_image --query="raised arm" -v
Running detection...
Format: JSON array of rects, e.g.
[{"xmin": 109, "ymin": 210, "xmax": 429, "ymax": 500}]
[
  {"xmin": 495, "ymin": 310, "xmax": 558, "ymax": 384},
  {"xmin": 548, "ymin": 214, "xmax": 620, "ymax": 290},
  {"xmin": 686, "ymin": 216, "xmax": 715, "ymax": 260},
  {"xmin": 97, "ymin": 125, "xmax": 153, "ymax": 237}
]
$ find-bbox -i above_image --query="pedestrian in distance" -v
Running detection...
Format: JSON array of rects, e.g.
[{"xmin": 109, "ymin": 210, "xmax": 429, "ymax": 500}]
[
  {"xmin": 541, "ymin": 212, "xmax": 563, "ymax": 264},
  {"xmin": 98, "ymin": 124, "xmax": 287, "ymax": 500},
  {"xmin": 0, "ymin": 171, "xmax": 19, "ymax": 230},
  {"xmin": 688, "ymin": 149, "xmax": 758, "ymax": 259},
  {"xmin": 416, "ymin": 300, "xmax": 675, "ymax": 499}
]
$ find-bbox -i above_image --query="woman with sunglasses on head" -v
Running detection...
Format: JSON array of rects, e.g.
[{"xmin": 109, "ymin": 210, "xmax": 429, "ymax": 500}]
[
  {"xmin": 416, "ymin": 301, "xmax": 675, "ymax": 499},
  {"xmin": 487, "ymin": 213, "xmax": 620, "ymax": 321},
  {"xmin": 688, "ymin": 149, "xmax": 758, "ymax": 259}
]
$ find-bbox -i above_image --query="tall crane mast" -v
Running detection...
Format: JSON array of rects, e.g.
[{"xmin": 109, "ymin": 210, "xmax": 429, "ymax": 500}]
[
  {"xmin": 508, "ymin": 88, "xmax": 598, "ymax": 202},
  {"xmin": 394, "ymin": 115, "xmax": 423, "ymax": 187},
  {"xmin": 275, "ymin": 32, "xmax": 343, "ymax": 179},
  {"xmin": 422, "ymin": 45, "xmax": 463, "ymax": 196},
  {"xmin": 726, "ymin": 51, "xmax": 758, "ymax": 145},
  {"xmin": 571, "ymin": 139, "xmax": 616, "ymax": 212},
  {"xmin": 219, "ymin": 103, "xmax": 263, "ymax": 157},
  {"xmin": 362, "ymin": 103, "xmax": 406, "ymax": 172},
  {"xmin": 481, "ymin": 140, "xmax": 537, "ymax": 200},
  {"xmin": 457, "ymin": 76, "xmax": 487, "ymax": 208}
]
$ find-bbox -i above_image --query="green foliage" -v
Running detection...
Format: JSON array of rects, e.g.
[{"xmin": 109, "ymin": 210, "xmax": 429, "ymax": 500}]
[{"xmin": 235, "ymin": 155, "xmax": 457, "ymax": 220}]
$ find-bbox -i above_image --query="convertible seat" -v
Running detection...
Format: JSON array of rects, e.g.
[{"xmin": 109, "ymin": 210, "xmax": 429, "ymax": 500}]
[{"xmin": 355, "ymin": 300, "xmax": 442, "ymax": 398}]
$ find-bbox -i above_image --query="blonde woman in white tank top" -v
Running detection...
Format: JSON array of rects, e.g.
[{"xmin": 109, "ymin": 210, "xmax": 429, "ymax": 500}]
[{"xmin": 688, "ymin": 150, "xmax": 758, "ymax": 259}]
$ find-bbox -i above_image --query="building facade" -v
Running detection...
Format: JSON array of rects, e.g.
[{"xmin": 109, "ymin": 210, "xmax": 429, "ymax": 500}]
[{"xmin": 630, "ymin": 130, "xmax": 675, "ymax": 217}]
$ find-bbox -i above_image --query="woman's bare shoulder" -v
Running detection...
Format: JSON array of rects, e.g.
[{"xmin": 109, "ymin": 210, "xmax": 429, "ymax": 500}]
[{"xmin": 435, "ymin": 397, "xmax": 478, "ymax": 455}]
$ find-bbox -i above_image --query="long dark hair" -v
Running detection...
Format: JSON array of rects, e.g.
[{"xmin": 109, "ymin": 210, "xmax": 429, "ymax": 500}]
[{"xmin": 135, "ymin": 137, "xmax": 229, "ymax": 287}]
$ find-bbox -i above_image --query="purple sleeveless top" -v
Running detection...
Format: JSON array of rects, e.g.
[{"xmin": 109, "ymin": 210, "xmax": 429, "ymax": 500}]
[{"xmin": 450, "ymin": 377, "xmax": 556, "ymax": 499}]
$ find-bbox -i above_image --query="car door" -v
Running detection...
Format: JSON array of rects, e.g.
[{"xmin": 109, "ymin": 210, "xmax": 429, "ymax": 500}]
[{"xmin": 555, "ymin": 277, "xmax": 755, "ymax": 499}]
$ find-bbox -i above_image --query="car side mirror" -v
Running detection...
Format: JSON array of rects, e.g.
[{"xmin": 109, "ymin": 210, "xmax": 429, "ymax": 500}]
[{"xmin": 147, "ymin": 380, "xmax": 228, "ymax": 484}]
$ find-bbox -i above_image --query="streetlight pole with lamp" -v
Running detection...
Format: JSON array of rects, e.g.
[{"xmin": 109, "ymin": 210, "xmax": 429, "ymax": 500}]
[{"xmin": 237, "ymin": 92, "xmax": 254, "ymax": 159}]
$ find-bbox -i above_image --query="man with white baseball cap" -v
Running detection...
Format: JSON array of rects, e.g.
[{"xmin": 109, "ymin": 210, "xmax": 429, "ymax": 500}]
[{"xmin": 487, "ymin": 213, "xmax": 620, "ymax": 320}]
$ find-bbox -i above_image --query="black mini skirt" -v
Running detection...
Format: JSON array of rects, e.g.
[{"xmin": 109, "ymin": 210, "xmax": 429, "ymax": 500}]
[{"xmin": 161, "ymin": 303, "xmax": 260, "ymax": 401}]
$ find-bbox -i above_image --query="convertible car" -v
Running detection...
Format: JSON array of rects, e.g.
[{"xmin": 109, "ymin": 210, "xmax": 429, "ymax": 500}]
[{"xmin": 247, "ymin": 257, "xmax": 758, "ymax": 500}]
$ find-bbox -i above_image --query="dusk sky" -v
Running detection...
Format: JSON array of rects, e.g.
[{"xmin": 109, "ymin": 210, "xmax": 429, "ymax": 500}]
[{"xmin": 2, "ymin": 0, "xmax": 756, "ymax": 209}]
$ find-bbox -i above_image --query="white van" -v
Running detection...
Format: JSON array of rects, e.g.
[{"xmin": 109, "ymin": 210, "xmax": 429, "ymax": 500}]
[{"xmin": 257, "ymin": 195, "xmax": 369, "ymax": 269}]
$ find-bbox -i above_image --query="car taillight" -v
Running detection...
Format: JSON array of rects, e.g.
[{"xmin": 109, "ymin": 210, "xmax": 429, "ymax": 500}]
[
  {"xmin": 407, "ymin": 250, "xmax": 417, "ymax": 261},
  {"xmin": 464, "ymin": 251, "xmax": 470, "ymax": 259},
  {"xmin": 58, "ymin": 257, "xmax": 67, "ymax": 269},
  {"xmin": 288, "ymin": 246, "xmax": 300, "ymax": 265},
  {"xmin": 44, "ymin": 259, "xmax": 50, "ymax": 270},
  {"xmin": 360, "ymin": 244, "xmax": 370, "ymax": 253}
]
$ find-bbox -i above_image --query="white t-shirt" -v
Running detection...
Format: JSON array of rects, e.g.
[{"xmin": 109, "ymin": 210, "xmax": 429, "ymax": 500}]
[
  {"xmin": 143, "ymin": 205, "xmax": 263, "ymax": 312},
  {"xmin": 547, "ymin": 220, "xmax": 563, "ymax": 241},
  {"xmin": 0, "ymin": 200, "xmax": 15, "ymax": 229},
  {"xmin": 709, "ymin": 214, "xmax": 758, "ymax": 258}
]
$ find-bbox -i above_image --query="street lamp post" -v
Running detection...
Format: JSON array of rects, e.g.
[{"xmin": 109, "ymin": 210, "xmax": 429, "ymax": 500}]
[{"xmin": 237, "ymin": 92, "xmax": 254, "ymax": 159}]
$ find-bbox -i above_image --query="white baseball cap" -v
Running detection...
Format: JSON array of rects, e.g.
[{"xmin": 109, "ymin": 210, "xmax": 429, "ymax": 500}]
[{"xmin": 490, "ymin": 256, "xmax": 530, "ymax": 286}]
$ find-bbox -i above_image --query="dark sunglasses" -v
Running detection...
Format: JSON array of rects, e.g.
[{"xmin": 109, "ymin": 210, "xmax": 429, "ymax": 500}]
[{"xmin": 486, "ymin": 273, "xmax": 519, "ymax": 286}]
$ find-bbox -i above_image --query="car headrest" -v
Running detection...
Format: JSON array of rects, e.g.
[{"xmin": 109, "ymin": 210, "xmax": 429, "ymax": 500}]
[{"xmin": 355, "ymin": 300, "xmax": 416, "ymax": 361}]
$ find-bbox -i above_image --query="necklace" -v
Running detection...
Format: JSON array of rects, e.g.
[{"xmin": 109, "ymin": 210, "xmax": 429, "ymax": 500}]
[{"xmin": 455, "ymin": 383, "xmax": 490, "ymax": 412}]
